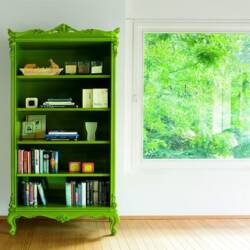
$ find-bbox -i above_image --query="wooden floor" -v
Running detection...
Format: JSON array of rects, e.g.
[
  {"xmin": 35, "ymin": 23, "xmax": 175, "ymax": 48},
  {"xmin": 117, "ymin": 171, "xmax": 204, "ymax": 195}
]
[{"xmin": 1, "ymin": 218, "xmax": 250, "ymax": 249}]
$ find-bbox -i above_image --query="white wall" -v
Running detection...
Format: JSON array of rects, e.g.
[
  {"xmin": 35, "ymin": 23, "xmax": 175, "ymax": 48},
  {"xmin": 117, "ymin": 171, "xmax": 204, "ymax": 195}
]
[
  {"xmin": 1, "ymin": 0, "xmax": 250, "ymax": 216},
  {"xmin": 120, "ymin": 0, "xmax": 250, "ymax": 216}
]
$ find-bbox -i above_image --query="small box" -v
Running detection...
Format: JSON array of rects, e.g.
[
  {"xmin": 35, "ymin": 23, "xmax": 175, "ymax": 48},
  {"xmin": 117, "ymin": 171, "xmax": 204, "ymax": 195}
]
[
  {"xmin": 78, "ymin": 60, "xmax": 90, "ymax": 74},
  {"xmin": 91, "ymin": 61, "xmax": 103, "ymax": 74},
  {"xmin": 93, "ymin": 88, "xmax": 108, "ymax": 108},
  {"xmin": 65, "ymin": 62, "xmax": 77, "ymax": 74},
  {"xmin": 82, "ymin": 89, "xmax": 93, "ymax": 108},
  {"xmin": 82, "ymin": 162, "xmax": 94, "ymax": 173},
  {"xmin": 68, "ymin": 162, "xmax": 81, "ymax": 173}
]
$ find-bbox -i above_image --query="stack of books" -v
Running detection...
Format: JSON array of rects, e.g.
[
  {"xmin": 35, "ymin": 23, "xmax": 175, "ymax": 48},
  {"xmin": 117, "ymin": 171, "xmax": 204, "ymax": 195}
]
[
  {"xmin": 18, "ymin": 149, "xmax": 59, "ymax": 174},
  {"xmin": 45, "ymin": 131, "xmax": 79, "ymax": 141},
  {"xmin": 41, "ymin": 98, "xmax": 77, "ymax": 108},
  {"xmin": 20, "ymin": 181, "xmax": 47, "ymax": 206},
  {"xmin": 65, "ymin": 180, "xmax": 110, "ymax": 207}
]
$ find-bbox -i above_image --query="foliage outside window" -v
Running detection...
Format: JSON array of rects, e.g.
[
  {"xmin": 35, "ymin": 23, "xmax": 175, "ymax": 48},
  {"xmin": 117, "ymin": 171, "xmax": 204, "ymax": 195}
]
[{"xmin": 143, "ymin": 32, "xmax": 250, "ymax": 159}]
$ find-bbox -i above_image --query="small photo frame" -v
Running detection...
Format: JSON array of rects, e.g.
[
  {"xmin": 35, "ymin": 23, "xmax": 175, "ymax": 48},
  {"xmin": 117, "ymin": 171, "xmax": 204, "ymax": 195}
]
[{"xmin": 22, "ymin": 121, "xmax": 36, "ymax": 139}]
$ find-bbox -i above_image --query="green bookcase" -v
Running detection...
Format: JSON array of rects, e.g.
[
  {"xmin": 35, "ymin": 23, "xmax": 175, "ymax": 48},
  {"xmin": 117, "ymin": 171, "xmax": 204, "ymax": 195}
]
[{"xmin": 7, "ymin": 24, "xmax": 119, "ymax": 235}]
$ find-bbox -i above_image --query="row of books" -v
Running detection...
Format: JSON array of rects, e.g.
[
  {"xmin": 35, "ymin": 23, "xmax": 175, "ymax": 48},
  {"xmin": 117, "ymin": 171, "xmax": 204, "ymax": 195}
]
[
  {"xmin": 41, "ymin": 98, "xmax": 78, "ymax": 108},
  {"xmin": 45, "ymin": 130, "xmax": 79, "ymax": 141},
  {"xmin": 65, "ymin": 180, "xmax": 110, "ymax": 207},
  {"xmin": 20, "ymin": 181, "xmax": 47, "ymax": 206},
  {"xmin": 18, "ymin": 149, "xmax": 59, "ymax": 174}
]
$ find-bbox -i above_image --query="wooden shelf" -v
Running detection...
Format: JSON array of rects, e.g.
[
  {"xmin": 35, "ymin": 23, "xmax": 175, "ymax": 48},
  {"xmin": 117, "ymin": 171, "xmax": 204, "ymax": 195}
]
[
  {"xmin": 17, "ymin": 173, "xmax": 110, "ymax": 177},
  {"xmin": 17, "ymin": 75, "xmax": 111, "ymax": 80},
  {"xmin": 17, "ymin": 108, "xmax": 110, "ymax": 112},
  {"xmin": 17, "ymin": 140, "xmax": 110, "ymax": 145}
]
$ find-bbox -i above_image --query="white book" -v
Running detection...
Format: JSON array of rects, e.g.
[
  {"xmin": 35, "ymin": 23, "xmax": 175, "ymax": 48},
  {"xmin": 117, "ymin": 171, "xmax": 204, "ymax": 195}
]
[
  {"xmin": 35, "ymin": 149, "xmax": 40, "ymax": 174},
  {"xmin": 65, "ymin": 182, "xmax": 71, "ymax": 206},
  {"xmin": 37, "ymin": 183, "xmax": 47, "ymax": 206},
  {"xmin": 81, "ymin": 182, "xmax": 86, "ymax": 206},
  {"xmin": 93, "ymin": 89, "xmax": 108, "ymax": 108},
  {"xmin": 82, "ymin": 89, "xmax": 93, "ymax": 108},
  {"xmin": 33, "ymin": 183, "xmax": 38, "ymax": 206}
]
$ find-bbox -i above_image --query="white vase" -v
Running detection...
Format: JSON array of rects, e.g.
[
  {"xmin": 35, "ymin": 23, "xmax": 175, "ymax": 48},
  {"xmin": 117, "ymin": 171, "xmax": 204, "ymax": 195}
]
[{"xmin": 85, "ymin": 122, "xmax": 98, "ymax": 141}]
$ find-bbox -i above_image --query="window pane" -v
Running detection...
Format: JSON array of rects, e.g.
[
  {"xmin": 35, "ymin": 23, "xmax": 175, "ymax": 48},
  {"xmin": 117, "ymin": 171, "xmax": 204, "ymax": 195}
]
[{"xmin": 143, "ymin": 32, "xmax": 250, "ymax": 159}]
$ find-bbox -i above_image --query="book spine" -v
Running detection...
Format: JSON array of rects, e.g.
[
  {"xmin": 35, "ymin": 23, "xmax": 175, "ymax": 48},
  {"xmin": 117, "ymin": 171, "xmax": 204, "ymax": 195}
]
[
  {"xmin": 34, "ymin": 183, "xmax": 38, "ymax": 206},
  {"xmin": 31, "ymin": 149, "xmax": 35, "ymax": 173},
  {"xmin": 55, "ymin": 151, "xmax": 59, "ymax": 173},
  {"xmin": 86, "ymin": 181, "xmax": 89, "ymax": 206},
  {"xmin": 106, "ymin": 181, "xmax": 110, "ymax": 206},
  {"xmin": 50, "ymin": 151, "xmax": 55, "ymax": 173},
  {"xmin": 98, "ymin": 181, "xmax": 101, "ymax": 206},
  {"xmin": 90, "ymin": 181, "xmax": 93, "ymax": 206},
  {"xmin": 29, "ymin": 182, "xmax": 34, "ymax": 206},
  {"xmin": 21, "ymin": 181, "xmax": 26, "ymax": 205},
  {"xmin": 78, "ymin": 183, "xmax": 82, "ymax": 206},
  {"xmin": 40, "ymin": 150, "xmax": 44, "ymax": 174},
  {"xmin": 75, "ymin": 187, "xmax": 79, "ymax": 206},
  {"xmin": 35, "ymin": 149, "xmax": 39, "ymax": 174},
  {"xmin": 82, "ymin": 182, "xmax": 86, "ymax": 207},
  {"xmin": 93, "ymin": 180, "xmax": 98, "ymax": 206},
  {"xmin": 44, "ymin": 152, "xmax": 49, "ymax": 173},
  {"xmin": 71, "ymin": 182, "xmax": 75, "ymax": 206},
  {"xmin": 25, "ymin": 182, "xmax": 29, "ymax": 206},
  {"xmin": 65, "ymin": 182, "xmax": 71, "ymax": 206},
  {"xmin": 23, "ymin": 151, "xmax": 28, "ymax": 174},
  {"xmin": 37, "ymin": 183, "xmax": 47, "ymax": 206},
  {"xmin": 18, "ymin": 150, "xmax": 24, "ymax": 174},
  {"xmin": 27, "ymin": 151, "xmax": 31, "ymax": 173}
]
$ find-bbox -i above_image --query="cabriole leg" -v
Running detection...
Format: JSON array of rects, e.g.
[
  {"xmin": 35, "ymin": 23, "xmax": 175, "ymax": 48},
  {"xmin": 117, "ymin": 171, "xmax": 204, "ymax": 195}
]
[
  {"xmin": 7, "ymin": 213, "xmax": 17, "ymax": 236},
  {"xmin": 109, "ymin": 213, "xmax": 119, "ymax": 235}
]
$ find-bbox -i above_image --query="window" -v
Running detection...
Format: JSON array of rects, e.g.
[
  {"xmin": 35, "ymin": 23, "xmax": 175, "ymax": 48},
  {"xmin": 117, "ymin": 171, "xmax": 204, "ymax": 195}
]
[{"xmin": 128, "ymin": 21, "xmax": 250, "ymax": 169}]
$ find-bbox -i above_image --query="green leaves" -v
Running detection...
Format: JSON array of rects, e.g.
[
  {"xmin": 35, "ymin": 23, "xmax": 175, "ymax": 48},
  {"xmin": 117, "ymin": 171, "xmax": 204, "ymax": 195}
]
[{"xmin": 143, "ymin": 32, "xmax": 250, "ymax": 159}]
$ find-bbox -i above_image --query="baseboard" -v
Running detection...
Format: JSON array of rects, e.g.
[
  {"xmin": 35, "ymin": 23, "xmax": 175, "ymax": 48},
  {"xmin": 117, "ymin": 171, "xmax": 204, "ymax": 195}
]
[
  {"xmin": 120, "ymin": 215, "xmax": 250, "ymax": 220},
  {"xmin": 1, "ymin": 215, "xmax": 250, "ymax": 221}
]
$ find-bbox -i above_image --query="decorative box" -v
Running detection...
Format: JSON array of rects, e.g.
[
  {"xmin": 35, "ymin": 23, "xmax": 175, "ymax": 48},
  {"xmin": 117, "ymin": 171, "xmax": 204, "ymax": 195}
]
[
  {"xmin": 78, "ymin": 60, "xmax": 90, "ymax": 74},
  {"xmin": 91, "ymin": 61, "xmax": 103, "ymax": 74},
  {"xmin": 65, "ymin": 62, "xmax": 77, "ymax": 74},
  {"xmin": 68, "ymin": 162, "xmax": 81, "ymax": 173},
  {"xmin": 82, "ymin": 162, "xmax": 94, "ymax": 173}
]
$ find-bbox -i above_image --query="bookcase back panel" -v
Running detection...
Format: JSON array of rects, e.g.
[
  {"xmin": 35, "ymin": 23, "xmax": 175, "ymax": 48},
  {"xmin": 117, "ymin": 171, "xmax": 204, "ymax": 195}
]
[
  {"xmin": 16, "ymin": 44, "xmax": 111, "ymax": 75},
  {"xmin": 16, "ymin": 79, "xmax": 111, "ymax": 109},
  {"xmin": 17, "ymin": 176, "xmax": 110, "ymax": 207},
  {"xmin": 17, "ymin": 112, "xmax": 110, "ymax": 141},
  {"xmin": 18, "ymin": 144, "xmax": 110, "ymax": 173}
]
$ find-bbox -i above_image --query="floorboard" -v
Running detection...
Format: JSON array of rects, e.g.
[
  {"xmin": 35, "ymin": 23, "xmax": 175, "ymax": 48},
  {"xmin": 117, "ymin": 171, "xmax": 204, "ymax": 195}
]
[{"xmin": 1, "ymin": 219, "xmax": 250, "ymax": 249}]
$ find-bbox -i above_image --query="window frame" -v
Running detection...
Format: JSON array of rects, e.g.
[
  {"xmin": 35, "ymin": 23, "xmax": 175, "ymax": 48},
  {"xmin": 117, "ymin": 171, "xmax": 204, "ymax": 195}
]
[{"xmin": 125, "ymin": 19, "xmax": 250, "ymax": 171}]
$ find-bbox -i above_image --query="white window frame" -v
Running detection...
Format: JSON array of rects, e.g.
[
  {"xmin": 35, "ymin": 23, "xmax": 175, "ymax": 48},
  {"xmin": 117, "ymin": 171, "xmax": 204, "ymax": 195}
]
[{"xmin": 125, "ymin": 19, "xmax": 250, "ymax": 172}]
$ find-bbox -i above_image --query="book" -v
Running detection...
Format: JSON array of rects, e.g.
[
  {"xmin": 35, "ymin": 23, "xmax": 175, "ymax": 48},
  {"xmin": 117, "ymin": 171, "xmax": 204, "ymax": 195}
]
[
  {"xmin": 33, "ymin": 183, "xmax": 38, "ymax": 206},
  {"xmin": 93, "ymin": 88, "xmax": 108, "ymax": 108},
  {"xmin": 34, "ymin": 149, "xmax": 40, "ymax": 174},
  {"xmin": 93, "ymin": 180, "xmax": 99, "ymax": 206},
  {"xmin": 82, "ymin": 89, "xmax": 93, "ymax": 108},
  {"xmin": 29, "ymin": 182, "xmax": 34, "ymax": 206},
  {"xmin": 39, "ymin": 149, "xmax": 44, "ymax": 174},
  {"xmin": 18, "ymin": 150, "xmax": 24, "ymax": 174},
  {"xmin": 37, "ymin": 183, "xmax": 47, "ymax": 206},
  {"xmin": 65, "ymin": 182, "xmax": 71, "ymax": 206},
  {"xmin": 27, "ymin": 151, "xmax": 31, "ymax": 173},
  {"xmin": 47, "ymin": 98, "xmax": 73, "ymax": 102},
  {"xmin": 23, "ymin": 151, "xmax": 28, "ymax": 174},
  {"xmin": 81, "ymin": 182, "xmax": 86, "ymax": 206}
]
